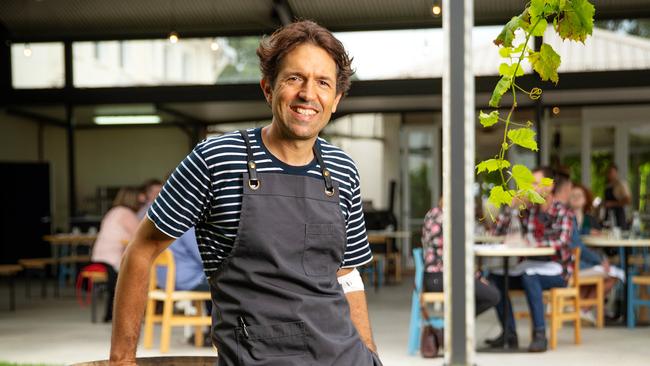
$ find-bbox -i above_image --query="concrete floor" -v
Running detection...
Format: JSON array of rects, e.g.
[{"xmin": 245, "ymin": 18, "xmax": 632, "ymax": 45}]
[{"xmin": 0, "ymin": 277, "xmax": 648, "ymax": 366}]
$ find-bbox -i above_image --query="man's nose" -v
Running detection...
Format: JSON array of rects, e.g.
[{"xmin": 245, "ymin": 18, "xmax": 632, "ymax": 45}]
[{"xmin": 298, "ymin": 79, "xmax": 317, "ymax": 101}]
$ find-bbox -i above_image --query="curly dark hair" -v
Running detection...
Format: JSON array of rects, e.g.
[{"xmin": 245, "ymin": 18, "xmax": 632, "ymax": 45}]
[{"xmin": 257, "ymin": 20, "xmax": 354, "ymax": 96}]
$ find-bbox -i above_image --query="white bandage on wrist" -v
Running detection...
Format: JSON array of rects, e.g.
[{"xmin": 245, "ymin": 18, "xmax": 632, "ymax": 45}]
[{"xmin": 338, "ymin": 268, "xmax": 365, "ymax": 293}]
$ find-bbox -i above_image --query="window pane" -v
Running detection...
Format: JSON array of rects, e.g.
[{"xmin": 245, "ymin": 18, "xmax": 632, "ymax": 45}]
[
  {"xmin": 73, "ymin": 36, "xmax": 261, "ymax": 87},
  {"xmin": 11, "ymin": 42, "xmax": 64, "ymax": 89}
]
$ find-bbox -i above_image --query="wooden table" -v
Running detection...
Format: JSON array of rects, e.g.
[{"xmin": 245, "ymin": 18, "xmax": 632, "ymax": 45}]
[
  {"xmin": 474, "ymin": 244, "xmax": 555, "ymax": 352},
  {"xmin": 366, "ymin": 230, "xmax": 411, "ymax": 284},
  {"xmin": 582, "ymin": 235, "xmax": 650, "ymax": 324},
  {"xmin": 43, "ymin": 234, "xmax": 97, "ymax": 289},
  {"xmin": 475, "ymin": 235, "xmax": 505, "ymax": 243}
]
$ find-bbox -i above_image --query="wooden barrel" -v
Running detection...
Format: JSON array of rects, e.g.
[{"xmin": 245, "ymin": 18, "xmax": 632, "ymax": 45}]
[{"xmin": 71, "ymin": 356, "xmax": 218, "ymax": 366}]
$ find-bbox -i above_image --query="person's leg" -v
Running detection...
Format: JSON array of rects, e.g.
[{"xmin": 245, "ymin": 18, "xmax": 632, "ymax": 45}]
[
  {"xmin": 487, "ymin": 273, "xmax": 522, "ymax": 347},
  {"xmin": 103, "ymin": 265, "xmax": 118, "ymax": 322},
  {"xmin": 520, "ymin": 274, "xmax": 565, "ymax": 352},
  {"xmin": 475, "ymin": 277, "xmax": 500, "ymax": 316}
]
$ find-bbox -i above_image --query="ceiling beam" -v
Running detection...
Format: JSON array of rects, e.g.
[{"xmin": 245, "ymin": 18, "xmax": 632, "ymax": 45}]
[
  {"xmin": 272, "ymin": 0, "xmax": 295, "ymax": 26},
  {"xmin": 6, "ymin": 107, "xmax": 68, "ymax": 128}
]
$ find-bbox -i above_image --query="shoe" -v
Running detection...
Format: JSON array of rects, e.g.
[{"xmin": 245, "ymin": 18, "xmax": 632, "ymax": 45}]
[
  {"xmin": 528, "ymin": 329, "xmax": 547, "ymax": 352},
  {"xmin": 485, "ymin": 332, "xmax": 518, "ymax": 348}
]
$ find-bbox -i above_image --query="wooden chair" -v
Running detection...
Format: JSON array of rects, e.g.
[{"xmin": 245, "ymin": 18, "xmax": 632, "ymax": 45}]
[
  {"xmin": 577, "ymin": 275, "xmax": 604, "ymax": 328},
  {"xmin": 0, "ymin": 264, "xmax": 22, "ymax": 311},
  {"xmin": 143, "ymin": 249, "xmax": 213, "ymax": 353},
  {"xmin": 77, "ymin": 267, "xmax": 108, "ymax": 323},
  {"xmin": 508, "ymin": 248, "xmax": 582, "ymax": 349},
  {"xmin": 549, "ymin": 247, "xmax": 581, "ymax": 349},
  {"xmin": 627, "ymin": 275, "xmax": 650, "ymax": 328}
]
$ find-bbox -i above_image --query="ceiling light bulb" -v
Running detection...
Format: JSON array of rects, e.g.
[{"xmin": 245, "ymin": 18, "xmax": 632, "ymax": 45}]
[
  {"xmin": 210, "ymin": 40, "xmax": 220, "ymax": 51},
  {"xmin": 23, "ymin": 44, "xmax": 32, "ymax": 57},
  {"xmin": 552, "ymin": 106, "xmax": 560, "ymax": 115},
  {"xmin": 168, "ymin": 31, "xmax": 179, "ymax": 44},
  {"xmin": 432, "ymin": 5, "xmax": 442, "ymax": 16}
]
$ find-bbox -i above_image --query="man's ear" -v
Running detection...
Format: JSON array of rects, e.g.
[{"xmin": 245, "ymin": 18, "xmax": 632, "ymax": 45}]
[
  {"xmin": 260, "ymin": 79, "xmax": 272, "ymax": 105},
  {"xmin": 331, "ymin": 92, "xmax": 343, "ymax": 113}
]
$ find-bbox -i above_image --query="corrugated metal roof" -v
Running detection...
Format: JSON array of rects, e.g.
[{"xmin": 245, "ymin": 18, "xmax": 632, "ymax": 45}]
[{"xmin": 0, "ymin": 0, "xmax": 649, "ymax": 41}]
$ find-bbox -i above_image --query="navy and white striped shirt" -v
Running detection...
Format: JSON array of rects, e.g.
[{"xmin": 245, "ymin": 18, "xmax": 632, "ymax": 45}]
[{"xmin": 148, "ymin": 127, "xmax": 372, "ymax": 278}]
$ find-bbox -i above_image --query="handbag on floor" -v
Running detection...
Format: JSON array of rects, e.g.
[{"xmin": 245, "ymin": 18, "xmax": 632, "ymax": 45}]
[{"xmin": 420, "ymin": 300, "xmax": 444, "ymax": 358}]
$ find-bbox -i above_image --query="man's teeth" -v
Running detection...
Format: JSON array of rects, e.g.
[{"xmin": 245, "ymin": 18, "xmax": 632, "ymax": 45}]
[{"xmin": 295, "ymin": 107, "xmax": 317, "ymax": 116}]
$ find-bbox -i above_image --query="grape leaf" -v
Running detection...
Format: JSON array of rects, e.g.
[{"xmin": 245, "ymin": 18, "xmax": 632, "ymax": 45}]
[
  {"xmin": 528, "ymin": 0, "xmax": 546, "ymax": 21},
  {"xmin": 528, "ymin": 43, "xmax": 561, "ymax": 84},
  {"xmin": 508, "ymin": 127, "xmax": 539, "ymax": 151},
  {"xmin": 530, "ymin": 18, "xmax": 548, "ymax": 37},
  {"xmin": 494, "ymin": 16, "xmax": 522, "ymax": 47},
  {"xmin": 476, "ymin": 158, "xmax": 511, "ymax": 174},
  {"xmin": 489, "ymin": 76, "xmax": 512, "ymax": 107},
  {"xmin": 541, "ymin": 177, "xmax": 554, "ymax": 187},
  {"xmin": 488, "ymin": 186, "xmax": 514, "ymax": 209},
  {"xmin": 524, "ymin": 188, "xmax": 546, "ymax": 204},
  {"xmin": 479, "ymin": 110, "xmax": 500, "ymax": 127},
  {"xmin": 499, "ymin": 63, "xmax": 525, "ymax": 78},
  {"xmin": 499, "ymin": 47, "xmax": 513, "ymax": 57},
  {"xmin": 512, "ymin": 164, "xmax": 535, "ymax": 190},
  {"xmin": 555, "ymin": 0, "xmax": 595, "ymax": 42}
]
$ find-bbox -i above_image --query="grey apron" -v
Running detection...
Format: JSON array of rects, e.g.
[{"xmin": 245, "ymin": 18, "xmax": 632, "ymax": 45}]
[{"xmin": 208, "ymin": 130, "xmax": 381, "ymax": 366}]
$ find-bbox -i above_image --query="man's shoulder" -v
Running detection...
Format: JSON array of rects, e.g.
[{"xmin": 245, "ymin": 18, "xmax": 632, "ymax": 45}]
[
  {"xmin": 317, "ymin": 137, "xmax": 359, "ymax": 173},
  {"xmin": 193, "ymin": 129, "xmax": 255, "ymax": 163}
]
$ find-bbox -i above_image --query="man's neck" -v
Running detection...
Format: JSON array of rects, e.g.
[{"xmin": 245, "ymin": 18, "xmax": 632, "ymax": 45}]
[{"xmin": 262, "ymin": 124, "xmax": 316, "ymax": 166}]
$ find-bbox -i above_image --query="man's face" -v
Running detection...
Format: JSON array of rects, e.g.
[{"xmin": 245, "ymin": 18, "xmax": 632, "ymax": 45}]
[
  {"xmin": 533, "ymin": 171, "xmax": 552, "ymax": 197},
  {"xmin": 261, "ymin": 43, "xmax": 342, "ymax": 141}
]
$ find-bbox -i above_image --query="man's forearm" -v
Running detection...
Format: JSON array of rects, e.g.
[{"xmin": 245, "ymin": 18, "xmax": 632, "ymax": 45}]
[
  {"xmin": 345, "ymin": 290, "xmax": 377, "ymax": 353},
  {"xmin": 110, "ymin": 219, "xmax": 173, "ymax": 365},
  {"xmin": 109, "ymin": 243, "xmax": 157, "ymax": 364}
]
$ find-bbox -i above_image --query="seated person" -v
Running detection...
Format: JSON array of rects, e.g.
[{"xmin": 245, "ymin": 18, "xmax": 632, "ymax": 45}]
[
  {"xmin": 91, "ymin": 187, "xmax": 142, "ymax": 322},
  {"xmin": 569, "ymin": 183, "xmax": 624, "ymax": 322},
  {"xmin": 489, "ymin": 168, "xmax": 574, "ymax": 352},
  {"xmin": 421, "ymin": 198, "xmax": 500, "ymax": 316}
]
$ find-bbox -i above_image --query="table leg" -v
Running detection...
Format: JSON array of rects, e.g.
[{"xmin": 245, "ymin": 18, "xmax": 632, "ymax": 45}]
[
  {"xmin": 502, "ymin": 256, "xmax": 512, "ymax": 350},
  {"xmin": 622, "ymin": 247, "xmax": 629, "ymax": 324}
]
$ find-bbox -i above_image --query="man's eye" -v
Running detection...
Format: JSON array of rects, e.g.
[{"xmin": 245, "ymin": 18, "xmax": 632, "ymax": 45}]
[{"xmin": 319, "ymin": 80, "xmax": 331, "ymax": 87}]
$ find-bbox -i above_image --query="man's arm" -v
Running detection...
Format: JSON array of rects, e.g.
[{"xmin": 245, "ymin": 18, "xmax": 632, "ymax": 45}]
[
  {"xmin": 337, "ymin": 267, "xmax": 377, "ymax": 353},
  {"xmin": 109, "ymin": 219, "xmax": 175, "ymax": 365}
]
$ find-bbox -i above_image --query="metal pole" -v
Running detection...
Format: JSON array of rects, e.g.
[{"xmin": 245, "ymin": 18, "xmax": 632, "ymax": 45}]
[
  {"xmin": 64, "ymin": 41, "xmax": 77, "ymax": 218},
  {"xmin": 442, "ymin": 0, "xmax": 475, "ymax": 365}
]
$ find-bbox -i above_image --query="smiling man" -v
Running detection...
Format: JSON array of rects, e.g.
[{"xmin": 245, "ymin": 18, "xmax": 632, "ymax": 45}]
[{"xmin": 109, "ymin": 21, "xmax": 382, "ymax": 366}]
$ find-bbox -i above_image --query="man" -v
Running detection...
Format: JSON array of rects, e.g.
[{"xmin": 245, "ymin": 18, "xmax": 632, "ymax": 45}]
[
  {"xmin": 489, "ymin": 168, "xmax": 574, "ymax": 352},
  {"xmin": 603, "ymin": 164, "xmax": 631, "ymax": 229},
  {"xmin": 110, "ymin": 21, "xmax": 382, "ymax": 366},
  {"xmin": 136, "ymin": 179, "xmax": 163, "ymax": 220}
]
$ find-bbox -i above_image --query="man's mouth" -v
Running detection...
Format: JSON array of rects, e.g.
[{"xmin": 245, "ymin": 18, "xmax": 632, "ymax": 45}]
[{"xmin": 291, "ymin": 106, "xmax": 319, "ymax": 116}]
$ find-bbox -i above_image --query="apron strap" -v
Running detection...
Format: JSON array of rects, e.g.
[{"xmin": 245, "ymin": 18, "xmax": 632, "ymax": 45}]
[
  {"xmin": 313, "ymin": 142, "xmax": 335, "ymax": 196},
  {"xmin": 239, "ymin": 130, "xmax": 260, "ymax": 190}
]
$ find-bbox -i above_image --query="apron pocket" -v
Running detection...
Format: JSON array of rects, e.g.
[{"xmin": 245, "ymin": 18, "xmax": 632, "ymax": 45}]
[
  {"xmin": 237, "ymin": 321, "xmax": 307, "ymax": 362},
  {"xmin": 303, "ymin": 223, "xmax": 339, "ymax": 277}
]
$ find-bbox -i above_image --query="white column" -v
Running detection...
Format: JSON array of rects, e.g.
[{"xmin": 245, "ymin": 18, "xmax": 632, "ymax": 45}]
[{"xmin": 442, "ymin": 0, "xmax": 475, "ymax": 364}]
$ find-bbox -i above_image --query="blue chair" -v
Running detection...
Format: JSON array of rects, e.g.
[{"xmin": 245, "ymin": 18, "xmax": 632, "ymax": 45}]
[
  {"xmin": 407, "ymin": 248, "xmax": 444, "ymax": 355},
  {"xmin": 627, "ymin": 274, "xmax": 650, "ymax": 328}
]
